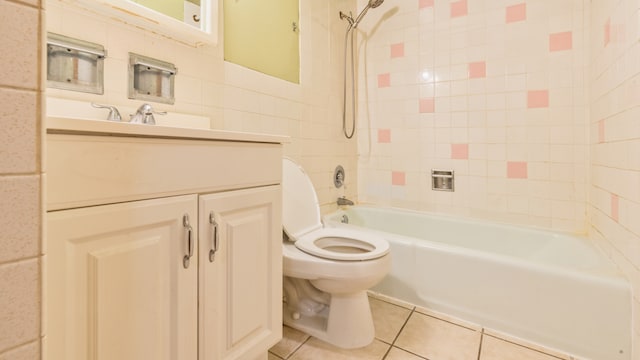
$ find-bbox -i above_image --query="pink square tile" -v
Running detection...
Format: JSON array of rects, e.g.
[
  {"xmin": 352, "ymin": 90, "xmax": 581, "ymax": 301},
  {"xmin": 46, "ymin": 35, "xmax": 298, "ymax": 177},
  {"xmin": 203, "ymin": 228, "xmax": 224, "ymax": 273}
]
[
  {"xmin": 598, "ymin": 120, "xmax": 605, "ymax": 143},
  {"xmin": 378, "ymin": 73, "xmax": 391, "ymax": 88},
  {"xmin": 450, "ymin": 0, "xmax": 467, "ymax": 18},
  {"xmin": 391, "ymin": 43, "xmax": 405, "ymax": 58},
  {"xmin": 611, "ymin": 193, "xmax": 619, "ymax": 222},
  {"xmin": 507, "ymin": 161, "xmax": 528, "ymax": 179},
  {"xmin": 468, "ymin": 61, "xmax": 486, "ymax": 79},
  {"xmin": 378, "ymin": 129, "xmax": 391, "ymax": 143},
  {"xmin": 451, "ymin": 144, "xmax": 469, "ymax": 159},
  {"xmin": 527, "ymin": 90, "xmax": 549, "ymax": 108},
  {"xmin": 392, "ymin": 171, "xmax": 406, "ymax": 186},
  {"xmin": 419, "ymin": 0, "xmax": 434, "ymax": 9},
  {"xmin": 549, "ymin": 31, "xmax": 573, "ymax": 52},
  {"xmin": 419, "ymin": 97, "xmax": 435, "ymax": 113},
  {"xmin": 506, "ymin": 3, "xmax": 526, "ymax": 23},
  {"xmin": 604, "ymin": 18, "xmax": 611, "ymax": 47}
]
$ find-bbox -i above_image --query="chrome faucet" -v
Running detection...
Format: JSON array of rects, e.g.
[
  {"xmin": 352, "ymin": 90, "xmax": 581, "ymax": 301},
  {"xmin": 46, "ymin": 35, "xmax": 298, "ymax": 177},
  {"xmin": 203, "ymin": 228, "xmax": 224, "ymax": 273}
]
[
  {"xmin": 337, "ymin": 196, "xmax": 354, "ymax": 206},
  {"xmin": 91, "ymin": 103, "xmax": 122, "ymax": 121},
  {"xmin": 129, "ymin": 103, "xmax": 166, "ymax": 125}
]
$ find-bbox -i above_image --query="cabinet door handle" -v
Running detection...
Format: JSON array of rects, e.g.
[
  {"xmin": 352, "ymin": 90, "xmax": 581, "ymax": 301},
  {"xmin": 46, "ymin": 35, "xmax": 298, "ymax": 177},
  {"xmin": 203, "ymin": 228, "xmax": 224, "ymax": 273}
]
[
  {"xmin": 183, "ymin": 214, "xmax": 194, "ymax": 269},
  {"xmin": 209, "ymin": 212, "xmax": 219, "ymax": 262}
]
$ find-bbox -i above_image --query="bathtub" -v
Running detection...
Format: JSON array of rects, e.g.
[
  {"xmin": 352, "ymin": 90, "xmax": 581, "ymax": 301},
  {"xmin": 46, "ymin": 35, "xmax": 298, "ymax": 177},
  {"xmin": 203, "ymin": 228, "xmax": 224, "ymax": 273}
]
[{"xmin": 324, "ymin": 206, "xmax": 632, "ymax": 360}]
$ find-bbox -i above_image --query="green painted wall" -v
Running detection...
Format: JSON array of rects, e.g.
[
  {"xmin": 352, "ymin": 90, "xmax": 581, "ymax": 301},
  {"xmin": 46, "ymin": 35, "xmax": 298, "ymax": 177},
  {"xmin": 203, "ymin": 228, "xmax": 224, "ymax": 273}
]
[
  {"xmin": 134, "ymin": 0, "xmax": 184, "ymax": 21},
  {"xmin": 224, "ymin": 0, "xmax": 300, "ymax": 84}
]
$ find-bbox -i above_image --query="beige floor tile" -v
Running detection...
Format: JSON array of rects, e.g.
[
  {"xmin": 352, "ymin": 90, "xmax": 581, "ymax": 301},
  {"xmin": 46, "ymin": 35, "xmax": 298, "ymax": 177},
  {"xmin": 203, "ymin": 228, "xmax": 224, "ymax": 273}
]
[
  {"xmin": 268, "ymin": 352, "xmax": 284, "ymax": 360},
  {"xmin": 370, "ymin": 297, "xmax": 413, "ymax": 344},
  {"xmin": 482, "ymin": 329, "xmax": 571, "ymax": 359},
  {"xmin": 270, "ymin": 325, "xmax": 311, "ymax": 359},
  {"xmin": 385, "ymin": 347, "xmax": 427, "ymax": 360},
  {"xmin": 394, "ymin": 312, "xmax": 481, "ymax": 360},
  {"xmin": 288, "ymin": 337, "xmax": 389, "ymax": 360},
  {"xmin": 479, "ymin": 335, "xmax": 565, "ymax": 360}
]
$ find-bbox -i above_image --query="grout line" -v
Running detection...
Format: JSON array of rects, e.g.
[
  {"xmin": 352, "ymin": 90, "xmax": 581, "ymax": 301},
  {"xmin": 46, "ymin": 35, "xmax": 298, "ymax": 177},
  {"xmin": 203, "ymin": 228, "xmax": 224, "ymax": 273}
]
[
  {"xmin": 0, "ymin": 339, "xmax": 40, "ymax": 357},
  {"xmin": 381, "ymin": 347, "xmax": 391, "ymax": 359},
  {"xmin": 0, "ymin": 255, "xmax": 41, "ymax": 267},
  {"xmin": 381, "ymin": 306, "xmax": 417, "ymax": 359},
  {"xmin": 393, "ymin": 347, "xmax": 431, "ymax": 360},
  {"xmin": 391, "ymin": 306, "xmax": 416, "ymax": 346},
  {"xmin": 476, "ymin": 329, "xmax": 485, "ymax": 360}
]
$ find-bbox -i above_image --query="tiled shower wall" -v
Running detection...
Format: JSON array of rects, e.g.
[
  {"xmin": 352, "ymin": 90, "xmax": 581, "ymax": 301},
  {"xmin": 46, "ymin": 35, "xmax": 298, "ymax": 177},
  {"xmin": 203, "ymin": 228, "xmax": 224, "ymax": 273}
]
[
  {"xmin": 46, "ymin": 0, "xmax": 357, "ymax": 214},
  {"xmin": 589, "ymin": 0, "xmax": 640, "ymax": 353},
  {"xmin": 0, "ymin": 0, "xmax": 44, "ymax": 358},
  {"xmin": 356, "ymin": 0, "xmax": 589, "ymax": 234}
]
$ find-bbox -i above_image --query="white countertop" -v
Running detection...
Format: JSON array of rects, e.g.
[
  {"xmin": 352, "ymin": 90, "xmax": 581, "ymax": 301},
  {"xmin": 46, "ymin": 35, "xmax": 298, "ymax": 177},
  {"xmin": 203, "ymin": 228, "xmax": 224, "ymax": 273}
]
[{"xmin": 47, "ymin": 117, "xmax": 289, "ymax": 144}]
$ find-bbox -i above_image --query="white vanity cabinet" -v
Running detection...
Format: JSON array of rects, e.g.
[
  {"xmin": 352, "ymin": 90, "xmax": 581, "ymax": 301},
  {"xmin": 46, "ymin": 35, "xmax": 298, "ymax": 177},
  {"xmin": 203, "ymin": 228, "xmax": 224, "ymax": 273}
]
[{"xmin": 45, "ymin": 118, "xmax": 285, "ymax": 360}]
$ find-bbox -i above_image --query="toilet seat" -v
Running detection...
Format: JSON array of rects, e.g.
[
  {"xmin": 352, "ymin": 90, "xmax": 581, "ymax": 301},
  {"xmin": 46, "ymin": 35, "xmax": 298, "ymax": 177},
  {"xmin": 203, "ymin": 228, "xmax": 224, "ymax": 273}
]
[
  {"xmin": 295, "ymin": 227, "xmax": 389, "ymax": 261},
  {"xmin": 282, "ymin": 158, "xmax": 389, "ymax": 261}
]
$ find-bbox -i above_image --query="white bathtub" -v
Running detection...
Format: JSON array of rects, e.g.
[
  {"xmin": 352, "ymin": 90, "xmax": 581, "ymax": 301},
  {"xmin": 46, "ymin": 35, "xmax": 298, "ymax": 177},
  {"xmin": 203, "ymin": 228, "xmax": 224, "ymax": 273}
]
[{"xmin": 324, "ymin": 206, "xmax": 632, "ymax": 360}]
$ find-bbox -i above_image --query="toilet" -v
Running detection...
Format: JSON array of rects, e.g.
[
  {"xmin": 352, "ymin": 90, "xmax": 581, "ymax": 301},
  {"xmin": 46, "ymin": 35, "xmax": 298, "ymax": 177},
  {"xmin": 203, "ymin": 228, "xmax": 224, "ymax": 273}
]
[{"xmin": 281, "ymin": 158, "xmax": 391, "ymax": 349}]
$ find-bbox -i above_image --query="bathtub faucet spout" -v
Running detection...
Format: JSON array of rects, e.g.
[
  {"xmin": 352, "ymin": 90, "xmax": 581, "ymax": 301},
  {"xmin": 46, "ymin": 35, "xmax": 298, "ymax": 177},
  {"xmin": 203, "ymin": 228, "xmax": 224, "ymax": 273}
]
[{"xmin": 337, "ymin": 196, "xmax": 354, "ymax": 206}]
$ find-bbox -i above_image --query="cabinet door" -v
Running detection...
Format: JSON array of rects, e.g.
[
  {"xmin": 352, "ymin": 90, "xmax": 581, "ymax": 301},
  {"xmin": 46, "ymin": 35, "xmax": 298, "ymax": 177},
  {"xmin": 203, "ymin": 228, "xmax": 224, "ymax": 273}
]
[
  {"xmin": 199, "ymin": 186, "xmax": 282, "ymax": 360},
  {"xmin": 46, "ymin": 195, "xmax": 199, "ymax": 360}
]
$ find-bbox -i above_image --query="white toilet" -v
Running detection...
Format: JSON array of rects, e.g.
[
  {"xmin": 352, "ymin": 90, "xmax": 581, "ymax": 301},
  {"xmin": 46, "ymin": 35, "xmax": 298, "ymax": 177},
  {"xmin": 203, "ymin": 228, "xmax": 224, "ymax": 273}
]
[{"xmin": 281, "ymin": 158, "xmax": 391, "ymax": 349}]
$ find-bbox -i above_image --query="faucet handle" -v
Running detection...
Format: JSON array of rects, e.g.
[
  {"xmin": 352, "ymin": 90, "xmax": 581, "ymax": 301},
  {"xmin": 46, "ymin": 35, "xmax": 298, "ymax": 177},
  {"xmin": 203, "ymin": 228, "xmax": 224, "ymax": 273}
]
[{"xmin": 91, "ymin": 103, "xmax": 122, "ymax": 122}]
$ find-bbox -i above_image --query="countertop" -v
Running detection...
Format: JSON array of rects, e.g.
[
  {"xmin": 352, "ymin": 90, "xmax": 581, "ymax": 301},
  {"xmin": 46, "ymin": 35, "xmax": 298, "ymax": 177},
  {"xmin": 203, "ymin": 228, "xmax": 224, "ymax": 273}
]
[{"xmin": 47, "ymin": 117, "xmax": 289, "ymax": 144}]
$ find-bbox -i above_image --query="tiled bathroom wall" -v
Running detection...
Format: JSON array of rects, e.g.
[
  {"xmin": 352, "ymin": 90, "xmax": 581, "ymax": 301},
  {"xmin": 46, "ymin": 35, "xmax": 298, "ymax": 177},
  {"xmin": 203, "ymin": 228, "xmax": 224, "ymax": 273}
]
[
  {"xmin": 19, "ymin": 0, "xmax": 640, "ymax": 358},
  {"xmin": 0, "ymin": 0, "xmax": 44, "ymax": 358},
  {"xmin": 589, "ymin": 0, "xmax": 640, "ymax": 354},
  {"xmin": 355, "ymin": 0, "xmax": 589, "ymax": 234},
  {"xmin": 45, "ymin": 0, "xmax": 358, "ymax": 214},
  {"xmin": 356, "ymin": 0, "xmax": 640, "ymax": 355}
]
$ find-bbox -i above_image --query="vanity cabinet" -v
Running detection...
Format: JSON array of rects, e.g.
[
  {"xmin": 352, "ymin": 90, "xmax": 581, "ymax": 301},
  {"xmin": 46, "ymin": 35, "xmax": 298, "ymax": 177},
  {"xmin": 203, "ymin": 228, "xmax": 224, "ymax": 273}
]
[{"xmin": 45, "ymin": 118, "xmax": 285, "ymax": 360}]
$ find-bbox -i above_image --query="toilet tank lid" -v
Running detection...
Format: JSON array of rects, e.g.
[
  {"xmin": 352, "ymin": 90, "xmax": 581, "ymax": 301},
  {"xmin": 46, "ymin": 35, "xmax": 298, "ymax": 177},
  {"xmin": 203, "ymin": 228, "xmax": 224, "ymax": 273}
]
[{"xmin": 282, "ymin": 158, "xmax": 323, "ymax": 240}]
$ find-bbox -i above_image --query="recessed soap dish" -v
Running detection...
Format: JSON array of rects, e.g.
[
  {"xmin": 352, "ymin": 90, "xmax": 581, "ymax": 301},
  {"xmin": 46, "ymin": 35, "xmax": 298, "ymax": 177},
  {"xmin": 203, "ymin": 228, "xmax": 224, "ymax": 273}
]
[
  {"xmin": 432, "ymin": 169, "xmax": 454, "ymax": 192},
  {"xmin": 46, "ymin": 33, "xmax": 106, "ymax": 94},
  {"xmin": 128, "ymin": 53, "xmax": 177, "ymax": 104}
]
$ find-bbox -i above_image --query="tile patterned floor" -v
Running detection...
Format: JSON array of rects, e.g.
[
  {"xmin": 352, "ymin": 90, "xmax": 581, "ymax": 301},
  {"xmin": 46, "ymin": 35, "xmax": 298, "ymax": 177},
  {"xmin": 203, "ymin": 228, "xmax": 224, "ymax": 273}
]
[{"xmin": 269, "ymin": 293, "xmax": 580, "ymax": 360}]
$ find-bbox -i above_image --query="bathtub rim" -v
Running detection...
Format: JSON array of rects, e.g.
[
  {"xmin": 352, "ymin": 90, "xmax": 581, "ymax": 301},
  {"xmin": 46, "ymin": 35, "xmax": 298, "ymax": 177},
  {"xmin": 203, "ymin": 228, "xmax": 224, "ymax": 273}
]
[{"xmin": 323, "ymin": 205, "xmax": 630, "ymax": 285}]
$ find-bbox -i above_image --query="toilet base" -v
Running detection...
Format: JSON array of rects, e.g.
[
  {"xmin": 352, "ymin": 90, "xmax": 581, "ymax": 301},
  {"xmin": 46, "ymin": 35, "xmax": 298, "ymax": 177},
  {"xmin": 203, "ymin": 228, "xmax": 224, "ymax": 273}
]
[{"xmin": 283, "ymin": 290, "xmax": 375, "ymax": 349}]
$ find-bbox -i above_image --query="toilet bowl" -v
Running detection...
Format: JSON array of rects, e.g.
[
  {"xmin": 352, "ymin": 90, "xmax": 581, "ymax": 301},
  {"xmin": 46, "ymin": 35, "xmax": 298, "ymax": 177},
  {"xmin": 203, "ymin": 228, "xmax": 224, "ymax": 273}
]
[{"xmin": 281, "ymin": 158, "xmax": 391, "ymax": 349}]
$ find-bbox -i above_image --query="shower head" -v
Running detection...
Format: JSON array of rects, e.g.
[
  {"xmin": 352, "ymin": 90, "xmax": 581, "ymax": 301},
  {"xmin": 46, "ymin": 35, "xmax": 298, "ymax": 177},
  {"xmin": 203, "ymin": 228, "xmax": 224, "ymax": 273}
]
[
  {"xmin": 352, "ymin": 0, "xmax": 385, "ymax": 28},
  {"xmin": 369, "ymin": 0, "xmax": 385, "ymax": 8}
]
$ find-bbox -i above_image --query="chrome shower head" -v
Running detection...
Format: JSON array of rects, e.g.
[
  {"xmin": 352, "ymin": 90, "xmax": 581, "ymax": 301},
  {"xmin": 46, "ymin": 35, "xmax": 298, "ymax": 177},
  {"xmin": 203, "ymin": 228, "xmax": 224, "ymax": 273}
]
[{"xmin": 352, "ymin": 0, "xmax": 385, "ymax": 28}]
